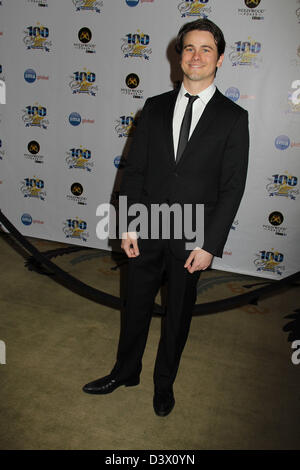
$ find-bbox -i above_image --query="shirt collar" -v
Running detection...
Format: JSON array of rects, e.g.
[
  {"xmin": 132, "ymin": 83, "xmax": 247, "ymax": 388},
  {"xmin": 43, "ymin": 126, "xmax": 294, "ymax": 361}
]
[{"xmin": 179, "ymin": 82, "xmax": 216, "ymax": 105}]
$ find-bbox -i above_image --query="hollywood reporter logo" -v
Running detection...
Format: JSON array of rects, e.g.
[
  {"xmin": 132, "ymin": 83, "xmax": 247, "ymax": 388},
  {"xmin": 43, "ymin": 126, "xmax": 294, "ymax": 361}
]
[{"xmin": 74, "ymin": 27, "xmax": 96, "ymax": 53}]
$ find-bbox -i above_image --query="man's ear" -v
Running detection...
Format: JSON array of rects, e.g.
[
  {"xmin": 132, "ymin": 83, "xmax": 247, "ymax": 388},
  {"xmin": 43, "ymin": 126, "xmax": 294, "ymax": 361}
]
[{"xmin": 217, "ymin": 53, "xmax": 224, "ymax": 69}]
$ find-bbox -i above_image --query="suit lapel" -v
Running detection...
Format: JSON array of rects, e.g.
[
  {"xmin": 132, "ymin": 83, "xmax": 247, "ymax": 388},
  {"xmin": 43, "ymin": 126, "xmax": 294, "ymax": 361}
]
[
  {"xmin": 175, "ymin": 88, "xmax": 223, "ymax": 168},
  {"xmin": 164, "ymin": 89, "xmax": 179, "ymax": 167}
]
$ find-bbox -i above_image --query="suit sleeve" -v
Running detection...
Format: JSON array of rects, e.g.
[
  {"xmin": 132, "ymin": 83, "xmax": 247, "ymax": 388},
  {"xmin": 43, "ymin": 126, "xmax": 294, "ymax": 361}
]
[
  {"xmin": 201, "ymin": 109, "xmax": 249, "ymax": 257},
  {"xmin": 119, "ymin": 98, "xmax": 151, "ymax": 209}
]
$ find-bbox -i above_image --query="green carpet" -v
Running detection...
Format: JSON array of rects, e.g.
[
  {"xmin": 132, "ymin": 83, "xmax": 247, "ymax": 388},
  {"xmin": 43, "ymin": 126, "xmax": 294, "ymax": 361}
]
[{"xmin": 0, "ymin": 233, "xmax": 299, "ymax": 450}]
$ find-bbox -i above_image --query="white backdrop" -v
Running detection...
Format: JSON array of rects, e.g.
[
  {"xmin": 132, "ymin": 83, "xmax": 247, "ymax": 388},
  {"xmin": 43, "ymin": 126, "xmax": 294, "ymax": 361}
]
[{"xmin": 0, "ymin": 0, "xmax": 299, "ymax": 279}]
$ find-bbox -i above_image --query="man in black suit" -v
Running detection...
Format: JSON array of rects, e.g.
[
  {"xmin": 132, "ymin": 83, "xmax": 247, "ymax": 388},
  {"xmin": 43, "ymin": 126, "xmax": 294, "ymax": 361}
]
[{"xmin": 83, "ymin": 19, "xmax": 249, "ymax": 417}]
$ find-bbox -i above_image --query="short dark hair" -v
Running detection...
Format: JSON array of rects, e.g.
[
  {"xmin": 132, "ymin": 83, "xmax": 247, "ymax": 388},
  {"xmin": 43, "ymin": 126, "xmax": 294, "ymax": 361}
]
[{"xmin": 175, "ymin": 18, "xmax": 226, "ymax": 58}]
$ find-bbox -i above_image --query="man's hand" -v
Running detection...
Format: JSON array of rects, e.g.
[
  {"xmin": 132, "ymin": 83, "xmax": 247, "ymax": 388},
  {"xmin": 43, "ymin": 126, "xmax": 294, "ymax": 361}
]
[
  {"xmin": 184, "ymin": 248, "xmax": 213, "ymax": 273},
  {"xmin": 121, "ymin": 232, "xmax": 140, "ymax": 258}
]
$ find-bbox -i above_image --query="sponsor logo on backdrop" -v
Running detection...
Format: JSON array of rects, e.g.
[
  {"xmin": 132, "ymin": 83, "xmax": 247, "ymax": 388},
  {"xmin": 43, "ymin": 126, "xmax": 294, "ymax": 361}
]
[
  {"xmin": 22, "ymin": 104, "xmax": 49, "ymax": 129},
  {"xmin": 225, "ymin": 87, "xmax": 255, "ymax": 102},
  {"xmin": 113, "ymin": 155, "xmax": 126, "ymax": 169},
  {"xmin": 68, "ymin": 112, "xmax": 94, "ymax": 126},
  {"xmin": 74, "ymin": 27, "xmax": 96, "ymax": 54},
  {"xmin": 223, "ymin": 250, "xmax": 232, "ymax": 256},
  {"xmin": 254, "ymin": 249, "xmax": 285, "ymax": 276},
  {"xmin": 24, "ymin": 68, "xmax": 49, "ymax": 83},
  {"xmin": 63, "ymin": 218, "xmax": 89, "ymax": 241},
  {"xmin": 66, "ymin": 146, "xmax": 94, "ymax": 172},
  {"xmin": 69, "ymin": 112, "xmax": 81, "ymax": 126},
  {"xmin": 20, "ymin": 177, "xmax": 46, "ymax": 200},
  {"xmin": 275, "ymin": 135, "xmax": 300, "ymax": 150},
  {"xmin": 263, "ymin": 211, "xmax": 287, "ymax": 237},
  {"xmin": 69, "ymin": 69, "xmax": 98, "ymax": 96},
  {"xmin": 115, "ymin": 113, "xmax": 137, "ymax": 137},
  {"xmin": 238, "ymin": 0, "xmax": 265, "ymax": 20},
  {"xmin": 0, "ymin": 138, "xmax": 5, "ymax": 161},
  {"xmin": 24, "ymin": 68, "xmax": 36, "ymax": 83},
  {"xmin": 275, "ymin": 135, "xmax": 290, "ymax": 150},
  {"xmin": 121, "ymin": 30, "xmax": 152, "ymax": 60},
  {"xmin": 229, "ymin": 38, "xmax": 262, "ymax": 68},
  {"xmin": 266, "ymin": 173, "xmax": 299, "ymax": 200},
  {"xmin": 230, "ymin": 220, "xmax": 239, "ymax": 231},
  {"xmin": 73, "ymin": 0, "xmax": 103, "ymax": 13},
  {"xmin": 67, "ymin": 182, "xmax": 87, "ymax": 206},
  {"xmin": 121, "ymin": 73, "xmax": 144, "ymax": 99},
  {"xmin": 21, "ymin": 213, "xmax": 44, "ymax": 226},
  {"xmin": 23, "ymin": 23, "xmax": 51, "ymax": 52},
  {"xmin": 178, "ymin": 0, "xmax": 211, "ymax": 18},
  {"xmin": 24, "ymin": 140, "xmax": 45, "ymax": 163},
  {"xmin": 287, "ymin": 80, "xmax": 300, "ymax": 114},
  {"xmin": 125, "ymin": 0, "xmax": 154, "ymax": 6},
  {"xmin": 26, "ymin": 0, "xmax": 48, "ymax": 6}
]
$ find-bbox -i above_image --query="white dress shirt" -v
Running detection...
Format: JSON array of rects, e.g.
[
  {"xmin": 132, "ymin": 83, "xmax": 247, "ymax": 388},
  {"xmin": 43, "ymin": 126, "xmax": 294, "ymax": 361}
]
[
  {"xmin": 172, "ymin": 82, "xmax": 216, "ymax": 251},
  {"xmin": 172, "ymin": 82, "xmax": 216, "ymax": 158}
]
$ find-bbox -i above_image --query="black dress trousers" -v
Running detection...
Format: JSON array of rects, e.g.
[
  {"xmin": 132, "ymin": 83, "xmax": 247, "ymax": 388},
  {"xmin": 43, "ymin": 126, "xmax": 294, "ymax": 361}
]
[{"xmin": 112, "ymin": 238, "xmax": 201, "ymax": 392}]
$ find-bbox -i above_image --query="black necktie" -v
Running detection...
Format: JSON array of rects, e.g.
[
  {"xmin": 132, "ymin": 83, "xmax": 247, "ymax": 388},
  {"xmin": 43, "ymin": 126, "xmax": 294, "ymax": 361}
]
[{"xmin": 176, "ymin": 93, "xmax": 199, "ymax": 164}]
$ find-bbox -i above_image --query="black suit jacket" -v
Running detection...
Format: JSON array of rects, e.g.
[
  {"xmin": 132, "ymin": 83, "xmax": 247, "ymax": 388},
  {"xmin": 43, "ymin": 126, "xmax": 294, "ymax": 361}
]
[{"xmin": 120, "ymin": 87, "xmax": 249, "ymax": 260}]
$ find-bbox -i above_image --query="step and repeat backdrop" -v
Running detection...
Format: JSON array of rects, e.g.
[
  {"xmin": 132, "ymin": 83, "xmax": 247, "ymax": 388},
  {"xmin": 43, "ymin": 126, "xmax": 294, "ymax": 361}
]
[{"xmin": 0, "ymin": 0, "xmax": 299, "ymax": 279}]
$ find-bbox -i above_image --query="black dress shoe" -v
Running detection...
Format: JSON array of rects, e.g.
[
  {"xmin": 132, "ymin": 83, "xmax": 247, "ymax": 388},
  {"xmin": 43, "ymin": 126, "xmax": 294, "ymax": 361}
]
[
  {"xmin": 153, "ymin": 390, "xmax": 175, "ymax": 417},
  {"xmin": 82, "ymin": 373, "xmax": 140, "ymax": 395}
]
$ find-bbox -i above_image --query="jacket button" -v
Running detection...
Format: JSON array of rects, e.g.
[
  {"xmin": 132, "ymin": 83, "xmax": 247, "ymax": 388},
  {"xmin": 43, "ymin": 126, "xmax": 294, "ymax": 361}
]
[{"xmin": 174, "ymin": 172, "xmax": 178, "ymax": 177}]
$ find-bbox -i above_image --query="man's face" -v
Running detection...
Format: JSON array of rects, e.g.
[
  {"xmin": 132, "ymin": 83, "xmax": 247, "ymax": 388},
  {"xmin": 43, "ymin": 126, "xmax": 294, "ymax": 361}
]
[{"xmin": 180, "ymin": 30, "xmax": 224, "ymax": 88}]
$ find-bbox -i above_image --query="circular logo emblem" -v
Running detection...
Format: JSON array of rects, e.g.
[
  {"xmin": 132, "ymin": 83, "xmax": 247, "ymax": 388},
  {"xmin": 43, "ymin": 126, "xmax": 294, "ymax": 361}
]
[
  {"xmin": 126, "ymin": 0, "xmax": 140, "ymax": 6},
  {"xmin": 21, "ymin": 213, "xmax": 32, "ymax": 226},
  {"xmin": 244, "ymin": 0, "xmax": 261, "ymax": 8},
  {"xmin": 78, "ymin": 27, "xmax": 92, "ymax": 44},
  {"xmin": 27, "ymin": 140, "xmax": 40, "ymax": 155},
  {"xmin": 69, "ymin": 112, "xmax": 81, "ymax": 126},
  {"xmin": 225, "ymin": 87, "xmax": 240, "ymax": 102},
  {"xmin": 71, "ymin": 182, "xmax": 83, "ymax": 196},
  {"xmin": 114, "ymin": 156, "xmax": 125, "ymax": 169},
  {"xmin": 275, "ymin": 135, "xmax": 290, "ymax": 150},
  {"xmin": 126, "ymin": 73, "xmax": 140, "ymax": 89},
  {"xmin": 268, "ymin": 211, "xmax": 284, "ymax": 226},
  {"xmin": 24, "ymin": 68, "xmax": 36, "ymax": 83}
]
